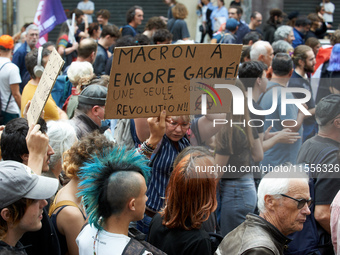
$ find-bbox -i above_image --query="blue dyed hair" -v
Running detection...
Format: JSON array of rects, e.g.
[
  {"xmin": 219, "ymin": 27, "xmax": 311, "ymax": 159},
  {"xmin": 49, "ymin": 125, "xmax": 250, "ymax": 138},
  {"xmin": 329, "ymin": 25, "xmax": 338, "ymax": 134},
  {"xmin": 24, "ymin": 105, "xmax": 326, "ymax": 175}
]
[
  {"xmin": 77, "ymin": 146, "xmax": 151, "ymax": 230},
  {"xmin": 327, "ymin": 43, "xmax": 340, "ymax": 72}
]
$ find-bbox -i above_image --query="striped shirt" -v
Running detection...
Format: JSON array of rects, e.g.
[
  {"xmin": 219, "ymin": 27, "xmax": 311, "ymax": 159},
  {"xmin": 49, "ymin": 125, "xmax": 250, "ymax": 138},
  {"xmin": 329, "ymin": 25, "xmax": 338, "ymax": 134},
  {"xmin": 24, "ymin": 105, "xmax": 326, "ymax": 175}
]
[{"xmin": 146, "ymin": 134, "xmax": 190, "ymax": 212}]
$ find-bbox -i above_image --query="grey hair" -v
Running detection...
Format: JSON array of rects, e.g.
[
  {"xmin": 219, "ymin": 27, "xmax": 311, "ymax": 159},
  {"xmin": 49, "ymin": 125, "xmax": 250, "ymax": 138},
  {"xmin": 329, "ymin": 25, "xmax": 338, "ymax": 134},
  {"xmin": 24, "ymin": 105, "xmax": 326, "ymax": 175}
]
[
  {"xmin": 272, "ymin": 40, "xmax": 293, "ymax": 55},
  {"xmin": 67, "ymin": 62, "xmax": 94, "ymax": 85},
  {"xmin": 25, "ymin": 24, "xmax": 39, "ymax": 33},
  {"xmin": 274, "ymin": 25, "xmax": 293, "ymax": 42},
  {"xmin": 250, "ymin": 41, "xmax": 271, "ymax": 61},
  {"xmin": 47, "ymin": 120, "xmax": 78, "ymax": 170},
  {"xmin": 257, "ymin": 165, "xmax": 309, "ymax": 213}
]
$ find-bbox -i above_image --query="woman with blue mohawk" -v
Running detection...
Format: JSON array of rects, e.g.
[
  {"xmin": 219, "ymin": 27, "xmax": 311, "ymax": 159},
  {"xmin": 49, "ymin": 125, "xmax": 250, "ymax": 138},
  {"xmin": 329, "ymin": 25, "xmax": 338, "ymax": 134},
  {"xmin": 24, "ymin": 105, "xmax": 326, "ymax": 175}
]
[{"xmin": 76, "ymin": 146, "xmax": 165, "ymax": 255}]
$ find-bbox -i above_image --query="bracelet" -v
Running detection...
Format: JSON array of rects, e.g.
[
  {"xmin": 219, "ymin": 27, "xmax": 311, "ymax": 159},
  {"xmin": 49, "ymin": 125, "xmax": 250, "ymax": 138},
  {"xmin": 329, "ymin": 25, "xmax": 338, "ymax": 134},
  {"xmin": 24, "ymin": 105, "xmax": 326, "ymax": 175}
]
[
  {"xmin": 142, "ymin": 142, "xmax": 154, "ymax": 153},
  {"xmin": 145, "ymin": 140, "xmax": 156, "ymax": 150},
  {"xmin": 137, "ymin": 142, "xmax": 154, "ymax": 159}
]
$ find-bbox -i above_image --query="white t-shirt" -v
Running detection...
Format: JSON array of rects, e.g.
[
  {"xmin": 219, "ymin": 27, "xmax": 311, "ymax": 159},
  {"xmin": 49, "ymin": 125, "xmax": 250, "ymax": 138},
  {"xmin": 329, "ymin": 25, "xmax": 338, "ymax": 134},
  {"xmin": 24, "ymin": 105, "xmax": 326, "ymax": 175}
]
[
  {"xmin": 76, "ymin": 224, "xmax": 152, "ymax": 255},
  {"xmin": 321, "ymin": 2, "xmax": 335, "ymax": 23},
  {"xmin": 77, "ymin": 1, "xmax": 95, "ymax": 23},
  {"xmin": 0, "ymin": 57, "xmax": 21, "ymax": 114}
]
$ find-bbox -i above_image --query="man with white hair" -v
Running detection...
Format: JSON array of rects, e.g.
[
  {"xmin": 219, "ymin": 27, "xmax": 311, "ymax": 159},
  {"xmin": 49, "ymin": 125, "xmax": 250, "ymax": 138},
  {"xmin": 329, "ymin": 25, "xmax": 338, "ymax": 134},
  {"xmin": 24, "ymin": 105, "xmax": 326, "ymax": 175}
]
[
  {"xmin": 250, "ymin": 40, "xmax": 274, "ymax": 68},
  {"xmin": 216, "ymin": 169, "xmax": 311, "ymax": 255},
  {"xmin": 12, "ymin": 24, "xmax": 39, "ymax": 92}
]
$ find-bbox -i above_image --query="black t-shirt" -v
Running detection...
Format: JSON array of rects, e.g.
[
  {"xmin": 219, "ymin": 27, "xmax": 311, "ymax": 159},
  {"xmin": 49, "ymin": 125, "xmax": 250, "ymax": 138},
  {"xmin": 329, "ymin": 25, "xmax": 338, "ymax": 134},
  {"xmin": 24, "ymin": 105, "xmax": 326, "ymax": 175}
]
[
  {"xmin": 288, "ymin": 70, "xmax": 316, "ymax": 125},
  {"xmin": 148, "ymin": 214, "xmax": 212, "ymax": 255},
  {"xmin": 316, "ymin": 61, "xmax": 340, "ymax": 104},
  {"xmin": 215, "ymin": 125, "xmax": 254, "ymax": 178},
  {"xmin": 229, "ymin": 1, "xmax": 241, "ymax": 6},
  {"xmin": 249, "ymin": 100, "xmax": 265, "ymax": 135},
  {"xmin": 297, "ymin": 135, "xmax": 340, "ymax": 204},
  {"xmin": 20, "ymin": 207, "xmax": 61, "ymax": 255}
]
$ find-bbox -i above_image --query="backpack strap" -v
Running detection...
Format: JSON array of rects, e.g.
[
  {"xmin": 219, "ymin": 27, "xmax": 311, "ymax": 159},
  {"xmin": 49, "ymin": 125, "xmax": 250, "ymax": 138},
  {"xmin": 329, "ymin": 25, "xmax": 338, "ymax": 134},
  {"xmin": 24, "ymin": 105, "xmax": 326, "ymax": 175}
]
[
  {"xmin": 315, "ymin": 146, "xmax": 339, "ymax": 166},
  {"xmin": 121, "ymin": 238, "xmax": 146, "ymax": 255},
  {"xmin": 257, "ymin": 84, "xmax": 282, "ymax": 104},
  {"xmin": 122, "ymin": 25, "xmax": 137, "ymax": 37},
  {"xmin": 3, "ymin": 93, "xmax": 12, "ymax": 112},
  {"xmin": 0, "ymin": 62, "xmax": 13, "ymax": 112},
  {"xmin": 0, "ymin": 62, "xmax": 10, "ymax": 71}
]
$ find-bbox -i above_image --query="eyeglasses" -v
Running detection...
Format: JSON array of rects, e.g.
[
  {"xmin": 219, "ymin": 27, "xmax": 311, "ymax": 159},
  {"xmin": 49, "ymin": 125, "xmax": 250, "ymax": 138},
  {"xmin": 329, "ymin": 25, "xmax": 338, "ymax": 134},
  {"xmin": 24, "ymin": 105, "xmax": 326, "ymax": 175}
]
[
  {"xmin": 280, "ymin": 194, "xmax": 313, "ymax": 209},
  {"xmin": 167, "ymin": 118, "xmax": 190, "ymax": 130}
]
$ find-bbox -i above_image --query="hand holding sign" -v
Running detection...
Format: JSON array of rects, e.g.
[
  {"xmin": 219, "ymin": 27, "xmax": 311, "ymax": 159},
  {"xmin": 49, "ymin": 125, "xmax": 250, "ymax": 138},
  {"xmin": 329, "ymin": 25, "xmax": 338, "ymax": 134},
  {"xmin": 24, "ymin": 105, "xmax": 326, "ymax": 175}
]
[{"xmin": 26, "ymin": 48, "xmax": 64, "ymax": 126}]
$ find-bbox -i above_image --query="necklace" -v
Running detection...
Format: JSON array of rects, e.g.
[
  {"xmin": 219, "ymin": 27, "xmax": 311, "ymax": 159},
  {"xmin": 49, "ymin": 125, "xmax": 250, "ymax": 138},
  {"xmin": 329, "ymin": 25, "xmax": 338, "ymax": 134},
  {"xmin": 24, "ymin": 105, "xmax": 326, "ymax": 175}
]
[{"xmin": 93, "ymin": 229, "xmax": 99, "ymax": 255}]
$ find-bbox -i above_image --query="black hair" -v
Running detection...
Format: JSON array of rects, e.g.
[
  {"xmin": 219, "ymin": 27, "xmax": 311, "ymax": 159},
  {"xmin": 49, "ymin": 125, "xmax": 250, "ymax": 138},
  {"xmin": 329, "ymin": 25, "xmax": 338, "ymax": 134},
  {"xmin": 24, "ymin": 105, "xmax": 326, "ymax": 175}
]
[
  {"xmin": 295, "ymin": 16, "xmax": 312, "ymax": 27},
  {"xmin": 272, "ymin": 53, "xmax": 293, "ymax": 76},
  {"xmin": 134, "ymin": 34, "xmax": 150, "ymax": 45},
  {"xmin": 126, "ymin": 6, "xmax": 143, "ymax": 23},
  {"xmin": 242, "ymin": 31, "xmax": 262, "ymax": 45},
  {"xmin": 115, "ymin": 35, "xmax": 136, "ymax": 47},
  {"xmin": 1, "ymin": 118, "xmax": 47, "ymax": 162},
  {"xmin": 239, "ymin": 61, "xmax": 268, "ymax": 88},
  {"xmin": 153, "ymin": 29, "xmax": 173, "ymax": 44}
]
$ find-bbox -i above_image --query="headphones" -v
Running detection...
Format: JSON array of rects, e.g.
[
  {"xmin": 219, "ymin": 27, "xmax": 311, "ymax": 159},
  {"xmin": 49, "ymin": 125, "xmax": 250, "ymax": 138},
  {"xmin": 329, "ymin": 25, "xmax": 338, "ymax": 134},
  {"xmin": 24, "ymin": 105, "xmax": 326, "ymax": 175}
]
[{"xmin": 33, "ymin": 46, "xmax": 44, "ymax": 78}]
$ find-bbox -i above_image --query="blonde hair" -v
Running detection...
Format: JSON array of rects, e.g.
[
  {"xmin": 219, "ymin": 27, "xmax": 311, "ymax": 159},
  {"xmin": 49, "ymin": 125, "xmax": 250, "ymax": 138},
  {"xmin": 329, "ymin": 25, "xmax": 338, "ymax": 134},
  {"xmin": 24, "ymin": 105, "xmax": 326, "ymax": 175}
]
[{"xmin": 67, "ymin": 61, "xmax": 94, "ymax": 86}]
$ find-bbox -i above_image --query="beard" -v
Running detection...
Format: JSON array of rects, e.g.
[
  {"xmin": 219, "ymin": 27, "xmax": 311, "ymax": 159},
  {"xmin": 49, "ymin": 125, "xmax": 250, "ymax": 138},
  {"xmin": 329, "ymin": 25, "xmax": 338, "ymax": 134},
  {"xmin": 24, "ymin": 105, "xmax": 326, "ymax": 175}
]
[{"xmin": 304, "ymin": 64, "xmax": 315, "ymax": 73}]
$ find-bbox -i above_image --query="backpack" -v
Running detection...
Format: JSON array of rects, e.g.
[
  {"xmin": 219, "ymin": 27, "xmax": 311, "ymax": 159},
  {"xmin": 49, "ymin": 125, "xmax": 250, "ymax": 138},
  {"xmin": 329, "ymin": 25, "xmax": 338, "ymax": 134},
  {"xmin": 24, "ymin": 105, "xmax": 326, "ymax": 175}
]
[
  {"xmin": 51, "ymin": 75, "xmax": 72, "ymax": 108},
  {"xmin": 120, "ymin": 25, "xmax": 137, "ymax": 37},
  {"xmin": 285, "ymin": 146, "xmax": 338, "ymax": 255},
  {"xmin": 122, "ymin": 227, "xmax": 167, "ymax": 255}
]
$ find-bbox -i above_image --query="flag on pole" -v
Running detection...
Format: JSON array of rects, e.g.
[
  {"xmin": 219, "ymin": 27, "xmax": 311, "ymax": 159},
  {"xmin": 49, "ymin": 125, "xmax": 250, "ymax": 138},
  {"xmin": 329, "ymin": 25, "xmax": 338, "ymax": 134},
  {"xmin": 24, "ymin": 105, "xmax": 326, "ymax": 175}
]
[{"xmin": 34, "ymin": 0, "xmax": 67, "ymax": 46}]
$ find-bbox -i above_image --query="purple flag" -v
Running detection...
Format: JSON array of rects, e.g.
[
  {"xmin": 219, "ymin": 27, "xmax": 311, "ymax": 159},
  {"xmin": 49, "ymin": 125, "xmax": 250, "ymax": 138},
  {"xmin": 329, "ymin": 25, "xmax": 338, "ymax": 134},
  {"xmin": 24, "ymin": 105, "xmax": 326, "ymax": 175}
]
[{"xmin": 34, "ymin": 0, "xmax": 67, "ymax": 45}]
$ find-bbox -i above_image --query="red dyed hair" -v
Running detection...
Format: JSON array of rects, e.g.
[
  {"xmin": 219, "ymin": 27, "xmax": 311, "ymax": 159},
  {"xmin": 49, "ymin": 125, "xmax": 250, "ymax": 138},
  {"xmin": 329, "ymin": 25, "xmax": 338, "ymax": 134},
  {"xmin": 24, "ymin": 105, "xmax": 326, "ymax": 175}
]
[{"xmin": 161, "ymin": 153, "xmax": 217, "ymax": 230}]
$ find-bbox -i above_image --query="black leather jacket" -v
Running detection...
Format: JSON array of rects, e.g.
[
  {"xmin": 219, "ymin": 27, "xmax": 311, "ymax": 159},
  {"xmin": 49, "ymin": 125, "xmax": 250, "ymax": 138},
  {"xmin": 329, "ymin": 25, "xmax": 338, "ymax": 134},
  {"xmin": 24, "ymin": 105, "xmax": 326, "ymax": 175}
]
[{"xmin": 215, "ymin": 213, "xmax": 291, "ymax": 255}]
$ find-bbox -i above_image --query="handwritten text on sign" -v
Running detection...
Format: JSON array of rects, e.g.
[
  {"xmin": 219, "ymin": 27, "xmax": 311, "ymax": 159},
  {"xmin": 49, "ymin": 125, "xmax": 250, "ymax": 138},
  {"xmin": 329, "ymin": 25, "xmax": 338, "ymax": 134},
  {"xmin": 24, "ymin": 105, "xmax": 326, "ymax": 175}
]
[
  {"xmin": 27, "ymin": 48, "xmax": 64, "ymax": 126},
  {"xmin": 105, "ymin": 44, "xmax": 242, "ymax": 119}
]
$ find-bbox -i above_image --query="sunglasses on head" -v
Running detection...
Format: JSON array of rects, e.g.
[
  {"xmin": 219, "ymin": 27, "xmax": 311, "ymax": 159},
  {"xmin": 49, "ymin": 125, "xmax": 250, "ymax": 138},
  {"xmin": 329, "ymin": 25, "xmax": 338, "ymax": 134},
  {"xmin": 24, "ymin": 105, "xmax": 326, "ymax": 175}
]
[{"xmin": 280, "ymin": 194, "xmax": 313, "ymax": 209}]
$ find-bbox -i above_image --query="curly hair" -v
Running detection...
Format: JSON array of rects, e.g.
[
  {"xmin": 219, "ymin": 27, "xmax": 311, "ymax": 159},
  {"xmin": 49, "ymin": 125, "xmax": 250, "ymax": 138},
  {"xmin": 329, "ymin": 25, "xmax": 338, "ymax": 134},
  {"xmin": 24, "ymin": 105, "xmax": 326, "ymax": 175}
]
[
  {"xmin": 172, "ymin": 3, "xmax": 188, "ymax": 20},
  {"xmin": 144, "ymin": 16, "xmax": 166, "ymax": 31},
  {"xmin": 63, "ymin": 131, "xmax": 115, "ymax": 179}
]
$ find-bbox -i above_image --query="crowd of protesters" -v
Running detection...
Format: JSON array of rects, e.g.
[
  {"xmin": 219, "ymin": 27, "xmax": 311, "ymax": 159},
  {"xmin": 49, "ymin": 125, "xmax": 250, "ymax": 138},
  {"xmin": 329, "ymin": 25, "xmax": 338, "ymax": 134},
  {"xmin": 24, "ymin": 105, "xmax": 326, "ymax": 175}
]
[{"xmin": 0, "ymin": 0, "xmax": 340, "ymax": 254}]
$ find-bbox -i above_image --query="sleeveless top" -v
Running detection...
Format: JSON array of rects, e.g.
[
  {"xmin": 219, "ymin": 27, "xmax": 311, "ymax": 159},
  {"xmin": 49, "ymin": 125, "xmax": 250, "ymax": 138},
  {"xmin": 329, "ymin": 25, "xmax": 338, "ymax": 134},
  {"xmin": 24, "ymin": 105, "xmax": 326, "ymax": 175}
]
[{"xmin": 49, "ymin": 198, "xmax": 86, "ymax": 255}]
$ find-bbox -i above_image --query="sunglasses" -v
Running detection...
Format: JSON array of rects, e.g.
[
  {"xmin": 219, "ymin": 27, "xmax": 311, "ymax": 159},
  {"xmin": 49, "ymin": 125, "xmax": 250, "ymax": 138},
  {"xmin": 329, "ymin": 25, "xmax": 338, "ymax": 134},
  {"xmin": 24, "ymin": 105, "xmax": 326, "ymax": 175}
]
[{"xmin": 280, "ymin": 194, "xmax": 313, "ymax": 209}]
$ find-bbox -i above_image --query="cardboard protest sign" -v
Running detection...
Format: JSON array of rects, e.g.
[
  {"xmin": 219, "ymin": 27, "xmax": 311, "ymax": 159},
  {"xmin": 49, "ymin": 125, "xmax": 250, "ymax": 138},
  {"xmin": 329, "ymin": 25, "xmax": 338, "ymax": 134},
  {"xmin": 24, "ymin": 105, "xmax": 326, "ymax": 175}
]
[
  {"xmin": 105, "ymin": 44, "xmax": 242, "ymax": 119},
  {"xmin": 27, "ymin": 48, "xmax": 64, "ymax": 126}
]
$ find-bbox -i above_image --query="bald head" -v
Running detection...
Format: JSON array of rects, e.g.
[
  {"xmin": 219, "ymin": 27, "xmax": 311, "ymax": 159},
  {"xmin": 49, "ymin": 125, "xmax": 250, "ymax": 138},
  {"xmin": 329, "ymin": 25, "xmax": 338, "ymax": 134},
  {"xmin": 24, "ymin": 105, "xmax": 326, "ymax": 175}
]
[{"xmin": 78, "ymin": 38, "xmax": 97, "ymax": 61}]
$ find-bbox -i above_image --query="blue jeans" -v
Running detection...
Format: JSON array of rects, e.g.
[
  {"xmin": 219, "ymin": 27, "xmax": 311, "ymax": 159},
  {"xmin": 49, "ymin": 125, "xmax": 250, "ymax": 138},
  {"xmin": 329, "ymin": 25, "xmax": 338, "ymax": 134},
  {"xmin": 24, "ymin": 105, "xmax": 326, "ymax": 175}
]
[{"xmin": 218, "ymin": 178, "xmax": 257, "ymax": 237}]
